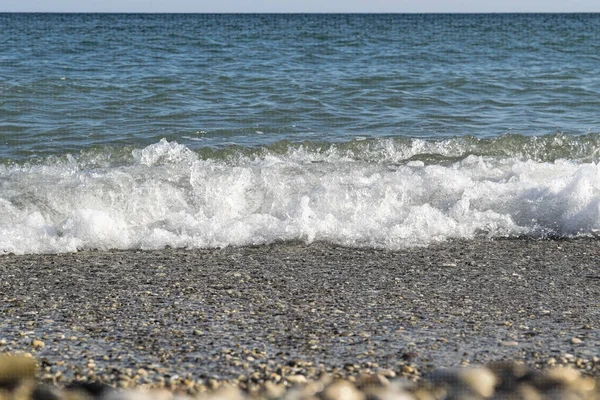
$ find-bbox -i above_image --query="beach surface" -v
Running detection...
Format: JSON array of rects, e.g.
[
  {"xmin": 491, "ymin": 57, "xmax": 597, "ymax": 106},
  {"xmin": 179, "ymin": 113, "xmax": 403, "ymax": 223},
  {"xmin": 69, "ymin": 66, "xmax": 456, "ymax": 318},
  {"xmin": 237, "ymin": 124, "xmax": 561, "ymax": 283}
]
[{"xmin": 1, "ymin": 239, "xmax": 599, "ymax": 389}]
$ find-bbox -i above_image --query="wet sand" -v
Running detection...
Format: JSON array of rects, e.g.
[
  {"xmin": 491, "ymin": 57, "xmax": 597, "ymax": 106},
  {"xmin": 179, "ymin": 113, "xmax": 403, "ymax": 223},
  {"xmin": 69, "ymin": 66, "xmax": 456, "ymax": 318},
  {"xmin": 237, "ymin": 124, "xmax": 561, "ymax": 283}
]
[{"xmin": 1, "ymin": 239, "xmax": 599, "ymax": 387}]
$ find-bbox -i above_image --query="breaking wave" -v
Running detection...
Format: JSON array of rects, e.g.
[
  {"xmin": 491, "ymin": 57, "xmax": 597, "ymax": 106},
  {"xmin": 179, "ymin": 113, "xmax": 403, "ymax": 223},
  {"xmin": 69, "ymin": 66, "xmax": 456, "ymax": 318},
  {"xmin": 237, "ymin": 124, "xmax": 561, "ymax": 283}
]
[{"xmin": 1, "ymin": 134, "xmax": 599, "ymax": 254}]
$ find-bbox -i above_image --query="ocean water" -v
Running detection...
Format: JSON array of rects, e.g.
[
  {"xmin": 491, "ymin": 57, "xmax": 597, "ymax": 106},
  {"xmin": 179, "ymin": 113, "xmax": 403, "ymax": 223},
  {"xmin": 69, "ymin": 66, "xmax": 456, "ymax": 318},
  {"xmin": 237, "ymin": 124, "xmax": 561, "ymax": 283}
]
[{"xmin": 1, "ymin": 13, "xmax": 600, "ymax": 254}]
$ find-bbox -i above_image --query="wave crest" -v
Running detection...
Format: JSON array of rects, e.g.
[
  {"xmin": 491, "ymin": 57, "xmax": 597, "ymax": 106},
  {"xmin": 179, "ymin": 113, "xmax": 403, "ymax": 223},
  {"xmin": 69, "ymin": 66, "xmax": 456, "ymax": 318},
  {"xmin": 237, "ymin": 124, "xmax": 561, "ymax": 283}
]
[{"xmin": 1, "ymin": 137, "xmax": 599, "ymax": 254}]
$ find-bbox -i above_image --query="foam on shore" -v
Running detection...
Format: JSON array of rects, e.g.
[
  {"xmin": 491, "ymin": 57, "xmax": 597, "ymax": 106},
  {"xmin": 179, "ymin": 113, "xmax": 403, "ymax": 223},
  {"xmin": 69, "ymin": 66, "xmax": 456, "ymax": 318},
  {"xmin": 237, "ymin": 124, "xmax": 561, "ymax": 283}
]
[{"xmin": 1, "ymin": 137, "xmax": 599, "ymax": 254}]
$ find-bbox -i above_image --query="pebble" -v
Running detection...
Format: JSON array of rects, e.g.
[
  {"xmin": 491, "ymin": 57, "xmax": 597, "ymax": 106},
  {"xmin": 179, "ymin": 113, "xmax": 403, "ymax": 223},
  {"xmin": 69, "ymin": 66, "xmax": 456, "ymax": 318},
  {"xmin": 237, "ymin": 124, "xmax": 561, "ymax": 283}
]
[
  {"xmin": 263, "ymin": 381, "xmax": 286, "ymax": 398},
  {"xmin": 571, "ymin": 337, "xmax": 583, "ymax": 344},
  {"xmin": 286, "ymin": 375, "xmax": 307, "ymax": 384},
  {"xmin": 0, "ymin": 355, "xmax": 37, "ymax": 386},
  {"xmin": 322, "ymin": 381, "xmax": 365, "ymax": 400},
  {"xmin": 428, "ymin": 367, "xmax": 497, "ymax": 398},
  {"xmin": 457, "ymin": 367, "xmax": 497, "ymax": 397},
  {"xmin": 356, "ymin": 373, "xmax": 390, "ymax": 388},
  {"xmin": 1, "ymin": 354, "xmax": 600, "ymax": 400},
  {"xmin": 401, "ymin": 366, "xmax": 414, "ymax": 374},
  {"xmin": 378, "ymin": 369, "xmax": 397, "ymax": 378},
  {"xmin": 547, "ymin": 367, "xmax": 580, "ymax": 386},
  {"xmin": 499, "ymin": 340, "xmax": 519, "ymax": 347}
]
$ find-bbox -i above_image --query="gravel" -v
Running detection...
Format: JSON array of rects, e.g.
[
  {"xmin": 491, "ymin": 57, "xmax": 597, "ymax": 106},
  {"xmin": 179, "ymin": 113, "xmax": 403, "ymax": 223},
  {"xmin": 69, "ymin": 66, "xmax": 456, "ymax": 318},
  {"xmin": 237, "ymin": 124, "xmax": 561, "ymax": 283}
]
[{"xmin": 1, "ymin": 238, "xmax": 599, "ymax": 392}]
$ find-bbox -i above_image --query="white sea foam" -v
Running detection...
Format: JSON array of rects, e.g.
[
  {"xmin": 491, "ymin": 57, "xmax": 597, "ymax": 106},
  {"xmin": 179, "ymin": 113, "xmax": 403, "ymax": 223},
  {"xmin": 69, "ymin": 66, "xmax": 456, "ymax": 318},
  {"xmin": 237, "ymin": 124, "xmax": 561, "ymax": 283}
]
[{"xmin": 1, "ymin": 138, "xmax": 599, "ymax": 254}]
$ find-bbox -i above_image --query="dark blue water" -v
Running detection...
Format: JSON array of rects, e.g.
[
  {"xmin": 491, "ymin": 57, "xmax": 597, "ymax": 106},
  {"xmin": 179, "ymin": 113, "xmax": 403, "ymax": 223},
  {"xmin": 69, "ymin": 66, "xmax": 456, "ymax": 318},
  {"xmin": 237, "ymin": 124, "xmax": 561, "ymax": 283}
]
[
  {"xmin": 2, "ymin": 13, "xmax": 600, "ymax": 159},
  {"xmin": 1, "ymin": 14, "xmax": 600, "ymax": 254}
]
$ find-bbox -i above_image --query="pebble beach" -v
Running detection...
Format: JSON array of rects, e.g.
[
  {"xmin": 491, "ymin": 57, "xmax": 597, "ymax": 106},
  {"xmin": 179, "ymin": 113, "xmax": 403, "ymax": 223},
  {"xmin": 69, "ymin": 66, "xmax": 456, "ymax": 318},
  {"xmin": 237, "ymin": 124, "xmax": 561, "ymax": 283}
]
[
  {"xmin": 4, "ymin": 11, "xmax": 600, "ymax": 400},
  {"xmin": 1, "ymin": 239, "xmax": 600, "ymax": 398}
]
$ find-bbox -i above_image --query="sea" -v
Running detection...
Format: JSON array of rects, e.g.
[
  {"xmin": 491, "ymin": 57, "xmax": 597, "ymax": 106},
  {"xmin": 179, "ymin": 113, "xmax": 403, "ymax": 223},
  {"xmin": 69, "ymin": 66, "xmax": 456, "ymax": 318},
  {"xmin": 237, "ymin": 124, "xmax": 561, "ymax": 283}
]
[{"xmin": 1, "ymin": 13, "xmax": 600, "ymax": 254}]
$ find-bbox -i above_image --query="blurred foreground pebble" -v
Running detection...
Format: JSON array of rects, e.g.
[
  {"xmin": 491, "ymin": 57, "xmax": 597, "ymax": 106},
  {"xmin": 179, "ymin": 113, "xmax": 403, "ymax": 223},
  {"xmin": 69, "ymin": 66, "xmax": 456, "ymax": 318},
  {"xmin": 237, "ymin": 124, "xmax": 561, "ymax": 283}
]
[{"xmin": 0, "ymin": 355, "xmax": 598, "ymax": 400}]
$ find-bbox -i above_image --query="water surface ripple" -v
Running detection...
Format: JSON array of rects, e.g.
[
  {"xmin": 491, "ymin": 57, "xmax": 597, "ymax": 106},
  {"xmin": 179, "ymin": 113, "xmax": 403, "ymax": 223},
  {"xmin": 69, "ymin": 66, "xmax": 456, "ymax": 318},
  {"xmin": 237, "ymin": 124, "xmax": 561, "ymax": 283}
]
[{"xmin": 2, "ymin": 14, "xmax": 600, "ymax": 159}]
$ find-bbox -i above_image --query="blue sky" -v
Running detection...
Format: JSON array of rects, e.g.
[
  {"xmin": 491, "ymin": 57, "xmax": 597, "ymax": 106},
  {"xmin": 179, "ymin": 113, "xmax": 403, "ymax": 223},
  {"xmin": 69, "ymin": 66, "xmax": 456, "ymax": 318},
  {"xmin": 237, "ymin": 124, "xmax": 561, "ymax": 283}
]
[{"xmin": 1, "ymin": 0, "xmax": 598, "ymax": 13}]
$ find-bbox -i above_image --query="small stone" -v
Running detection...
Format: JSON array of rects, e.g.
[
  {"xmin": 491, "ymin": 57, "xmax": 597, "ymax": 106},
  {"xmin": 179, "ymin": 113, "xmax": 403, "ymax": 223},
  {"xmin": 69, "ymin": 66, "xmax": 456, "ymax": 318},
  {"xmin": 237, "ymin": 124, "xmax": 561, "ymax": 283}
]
[
  {"xmin": 357, "ymin": 374, "xmax": 390, "ymax": 388},
  {"xmin": 117, "ymin": 379, "xmax": 130, "ymax": 389},
  {"xmin": 364, "ymin": 387, "xmax": 415, "ymax": 400},
  {"xmin": 212, "ymin": 385, "xmax": 244, "ymax": 400},
  {"xmin": 414, "ymin": 388, "xmax": 437, "ymax": 400},
  {"xmin": 401, "ymin": 365, "xmax": 414, "ymax": 374},
  {"xmin": 457, "ymin": 368, "xmax": 497, "ymax": 397},
  {"xmin": 0, "ymin": 355, "xmax": 37, "ymax": 386},
  {"xmin": 378, "ymin": 369, "xmax": 397, "ymax": 378},
  {"xmin": 517, "ymin": 384, "xmax": 542, "ymax": 400},
  {"xmin": 323, "ymin": 381, "xmax": 365, "ymax": 400},
  {"xmin": 286, "ymin": 375, "xmax": 307, "ymax": 384},
  {"xmin": 31, "ymin": 339, "xmax": 45, "ymax": 349},
  {"xmin": 429, "ymin": 367, "xmax": 497, "ymax": 398},
  {"xmin": 41, "ymin": 373, "xmax": 54, "ymax": 381},
  {"xmin": 577, "ymin": 377, "xmax": 597, "ymax": 392},
  {"xmin": 500, "ymin": 341, "xmax": 519, "ymax": 347},
  {"xmin": 546, "ymin": 367, "xmax": 580, "ymax": 387},
  {"xmin": 264, "ymin": 381, "xmax": 286, "ymax": 398},
  {"xmin": 139, "ymin": 389, "xmax": 172, "ymax": 400},
  {"xmin": 571, "ymin": 337, "xmax": 582, "ymax": 344}
]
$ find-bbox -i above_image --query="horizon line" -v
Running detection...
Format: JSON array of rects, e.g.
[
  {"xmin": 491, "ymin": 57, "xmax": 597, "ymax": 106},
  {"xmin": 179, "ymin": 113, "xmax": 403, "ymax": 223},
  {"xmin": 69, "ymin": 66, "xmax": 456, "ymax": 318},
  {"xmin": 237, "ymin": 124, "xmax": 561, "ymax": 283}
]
[{"xmin": 2, "ymin": 11, "xmax": 600, "ymax": 14}]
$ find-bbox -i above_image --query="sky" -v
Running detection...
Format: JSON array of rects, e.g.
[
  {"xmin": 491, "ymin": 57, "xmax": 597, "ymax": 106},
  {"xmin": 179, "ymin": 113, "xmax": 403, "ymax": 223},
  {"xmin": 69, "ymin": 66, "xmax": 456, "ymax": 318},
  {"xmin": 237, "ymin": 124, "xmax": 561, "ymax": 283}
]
[{"xmin": 1, "ymin": 0, "xmax": 599, "ymax": 13}]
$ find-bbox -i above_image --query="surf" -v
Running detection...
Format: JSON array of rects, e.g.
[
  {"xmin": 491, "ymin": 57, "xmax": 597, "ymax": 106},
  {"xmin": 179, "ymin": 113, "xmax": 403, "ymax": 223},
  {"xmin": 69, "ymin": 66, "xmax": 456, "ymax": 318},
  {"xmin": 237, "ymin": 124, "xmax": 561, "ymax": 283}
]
[{"xmin": 1, "ymin": 137, "xmax": 599, "ymax": 254}]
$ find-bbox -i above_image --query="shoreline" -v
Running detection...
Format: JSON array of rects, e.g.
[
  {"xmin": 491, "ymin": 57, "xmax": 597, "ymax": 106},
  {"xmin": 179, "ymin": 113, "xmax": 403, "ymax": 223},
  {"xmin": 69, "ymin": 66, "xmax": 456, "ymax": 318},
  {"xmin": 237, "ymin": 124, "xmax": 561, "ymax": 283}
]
[{"xmin": 1, "ymin": 238, "xmax": 599, "ymax": 390}]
